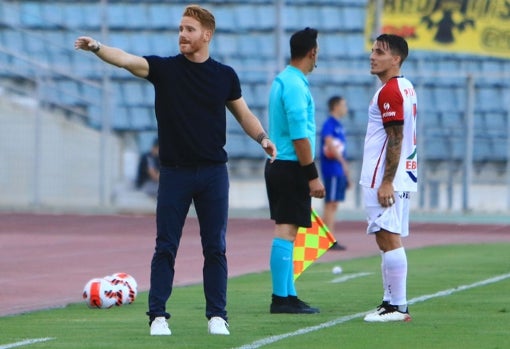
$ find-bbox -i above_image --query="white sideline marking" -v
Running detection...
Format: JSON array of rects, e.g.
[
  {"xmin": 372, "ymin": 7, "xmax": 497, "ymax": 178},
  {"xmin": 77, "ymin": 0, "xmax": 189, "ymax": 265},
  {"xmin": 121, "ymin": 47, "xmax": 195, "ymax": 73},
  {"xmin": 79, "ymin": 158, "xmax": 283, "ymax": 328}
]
[
  {"xmin": 331, "ymin": 272, "xmax": 373, "ymax": 283},
  {"xmin": 233, "ymin": 273, "xmax": 510, "ymax": 349},
  {"xmin": 0, "ymin": 338, "xmax": 54, "ymax": 349}
]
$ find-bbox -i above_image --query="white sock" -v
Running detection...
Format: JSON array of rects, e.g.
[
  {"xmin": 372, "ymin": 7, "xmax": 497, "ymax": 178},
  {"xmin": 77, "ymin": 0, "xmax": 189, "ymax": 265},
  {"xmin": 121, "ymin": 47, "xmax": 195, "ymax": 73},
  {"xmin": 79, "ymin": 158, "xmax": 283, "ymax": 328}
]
[
  {"xmin": 380, "ymin": 251, "xmax": 391, "ymax": 302},
  {"xmin": 383, "ymin": 247, "xmax": 408, "ymax": 308}
]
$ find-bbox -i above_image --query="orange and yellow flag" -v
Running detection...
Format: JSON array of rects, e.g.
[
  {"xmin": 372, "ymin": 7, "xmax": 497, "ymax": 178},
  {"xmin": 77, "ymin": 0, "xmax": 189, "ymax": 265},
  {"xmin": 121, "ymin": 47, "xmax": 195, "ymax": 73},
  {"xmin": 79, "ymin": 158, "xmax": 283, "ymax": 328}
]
[{"xmin": 293, "ymin": 209, "xmax": 337, "ymax": 280}]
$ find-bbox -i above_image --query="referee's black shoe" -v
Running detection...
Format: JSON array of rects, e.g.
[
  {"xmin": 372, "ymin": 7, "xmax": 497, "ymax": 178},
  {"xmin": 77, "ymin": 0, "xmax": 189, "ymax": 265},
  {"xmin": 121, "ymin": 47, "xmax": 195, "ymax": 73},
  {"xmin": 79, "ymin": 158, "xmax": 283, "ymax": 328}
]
[{"xmin": 270, "ymin": 294, "xmax": 320, "ymax": 314}]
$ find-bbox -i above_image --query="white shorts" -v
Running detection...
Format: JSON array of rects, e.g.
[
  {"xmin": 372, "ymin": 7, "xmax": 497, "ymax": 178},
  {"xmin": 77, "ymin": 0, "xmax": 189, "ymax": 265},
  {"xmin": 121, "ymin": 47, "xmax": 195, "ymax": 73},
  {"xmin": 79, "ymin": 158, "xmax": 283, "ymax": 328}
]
[{"xmin": 363, "ymin": 187, "xmax": 411, "ymax": 237}]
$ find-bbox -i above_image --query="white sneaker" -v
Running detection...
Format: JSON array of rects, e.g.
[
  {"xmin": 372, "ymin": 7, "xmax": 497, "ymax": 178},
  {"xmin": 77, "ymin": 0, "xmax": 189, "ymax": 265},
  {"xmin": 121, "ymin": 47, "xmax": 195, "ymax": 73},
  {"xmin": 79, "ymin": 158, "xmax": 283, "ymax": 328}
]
[
  {"xmin": 364, "ymin": 304, "xmax": 411, "ymax": 323},
  {"xmin": 150, "ymin": 317, "xmax": 171, "ymax": 335},
  {"xmin": 363, "ymin": 301, "xmax": 390, "ymax": 321},
  {"xmin": 208, "ymin": 316, "xmax": 230, "ymax": 335}
]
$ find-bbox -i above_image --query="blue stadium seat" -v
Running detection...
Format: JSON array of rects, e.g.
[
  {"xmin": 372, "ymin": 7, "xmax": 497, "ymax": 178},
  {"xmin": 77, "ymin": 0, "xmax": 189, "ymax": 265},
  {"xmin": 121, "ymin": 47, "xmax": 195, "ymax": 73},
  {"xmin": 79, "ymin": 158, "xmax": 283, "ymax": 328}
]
[
  {"xmin": 40, "ymin": 3, "xmax": 64, "ymax": 27},
  {"xmin": 481, "ymin": 60, "xmax": 504, "ymax": 74},
  {"xmin": 123, "ymin": 3, "xmax": 149, "ymax": 29},
  {"xmin": 108, "ymin": 6, "xmax": 128, "ymax": 28},
  {"xmin": 56, "ymin": 80, "xmax": 81, "ymax": 105},
  {"xmin": 19, "ymin": 2, "xmax": 43, "ymax": 27},
  {"xmin": 253, "ymin": 83, "xmax": 269, "ymax": 106},
  {"xmin": 283, "ymin": 7, "xmax": 301, "ymax": 30},
  {"xmin": 342, "ymin": 84, "xmax": 372, "ymax": 109},
  {"xmin": 431, "ymin": 84, "xmax": 460, "ymax": 112},
  {"xmin": 69, "ymin": 3, "xmax": 100, "ymax": 29},
  {"xmin": 129, "ymin": 107, "xmax": 156, "ymax": 130},
  {"xmin": 343, "ymin": 6, "xmax": 367, "ymax": 30},
  {"xmin": 233, "ymin": 5, "xmax": 259, "ymax": 31},
  {"xmin": 421, "ymin": 111, "xmax": 441, "ymax": 129},
  {"xmin": 298, "ymin": 6, "xmax": 322, "ymax": 28},
  {"xmin": 147, "ymin": 4, "xmax": 173, "ymax": 29},
  {"xmin": 476, "ymin": 84, "xmax": 505, "ymax": 112},
  {"xmin": 146, "ymin": 2, "xmax": 183, "ymax": 29},
  {"xmin": 483, "ymin": 111, "xmax": 507, "ymax": 131},
  {"xmin": 212, "ymin": 33, "xmax": 238, "ymax": 58},
  {"xmin": 3, "ymin": 30, "xmax": 24, "ymax": 52},
  {"xmin": 226, "ymin": 133, "xmax": 263, "ymax": 159},
  {"xmin": 473, "ymin": 137, "xmax": 494, "ymax": 162},
  {"xmin": 256, "ymin": 5, "xmax": 275, "ymax": 30},
  {"xmin": 121, "ymin": 81, "xmax": 149, "ymax": 106},
  {"xmin": 128, "ymin": 33, "xmax": 153, "ymax": 55},
  {"xmin": 0, "ymin": 0, "xmax": 508, "ymax": 156},
  {"xmin": 237, "ymin": 33, "xmax": 273, "ymax": 59},
  {"xmin": 319, "ymin": 6, "xmax": 346, "ymax": 31},
  {"xmin": 214, "ymin": 7, "xmax": 236, "ymax": 32},
  {"xmin": 343, "ymin": 133, "xmax": 364, "ymax": 160},
  {"xmin": 440, "ymin": 111, "xmax": 464, "ymax": 128},
  {"xmin": 0, "ymin": 3, "xmax": 19, "ymax": 27},
  {"xmin": 490, "ymin": 137, "xmax": 508, "ymax": 161},
  {"xmin": 112, "ymin": 106, "xmax": 132, "ymax": 130}
]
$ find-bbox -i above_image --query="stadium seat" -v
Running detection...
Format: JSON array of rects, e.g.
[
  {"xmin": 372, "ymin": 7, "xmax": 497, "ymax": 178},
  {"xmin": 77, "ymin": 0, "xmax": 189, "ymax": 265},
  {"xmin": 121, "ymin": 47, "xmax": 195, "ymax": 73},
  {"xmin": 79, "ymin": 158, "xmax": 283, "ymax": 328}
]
[
  {"xmin": 123, "ymin": 3, "xmax": 148, "ymax": 29},
  {"xmin": 319, "ymin": 6, "xmax": 346, "ymax": 31},
  {"xmin": 19, "ymin": 2, "xmax": 42, "ymax": 27},
  {"xmin": 0, "ymin": 0, "xmax": 507, "ymax": 165}
]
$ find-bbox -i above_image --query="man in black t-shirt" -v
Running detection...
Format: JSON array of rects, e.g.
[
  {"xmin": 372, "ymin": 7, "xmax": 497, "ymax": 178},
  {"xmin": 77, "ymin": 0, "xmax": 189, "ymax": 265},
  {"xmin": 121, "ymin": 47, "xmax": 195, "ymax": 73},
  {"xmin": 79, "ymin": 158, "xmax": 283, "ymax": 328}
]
[{"xmin": 75, "ymin": 4, "xmax": 276, "ymax": 337}]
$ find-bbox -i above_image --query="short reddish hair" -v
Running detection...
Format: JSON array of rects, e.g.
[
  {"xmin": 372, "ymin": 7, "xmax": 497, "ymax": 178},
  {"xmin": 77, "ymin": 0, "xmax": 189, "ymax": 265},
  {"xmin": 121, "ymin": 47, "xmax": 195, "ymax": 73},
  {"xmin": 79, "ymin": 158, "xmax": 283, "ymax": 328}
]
[{"xmin": 183, "ymin": 5, "xmax": 216, "ymax": 34}]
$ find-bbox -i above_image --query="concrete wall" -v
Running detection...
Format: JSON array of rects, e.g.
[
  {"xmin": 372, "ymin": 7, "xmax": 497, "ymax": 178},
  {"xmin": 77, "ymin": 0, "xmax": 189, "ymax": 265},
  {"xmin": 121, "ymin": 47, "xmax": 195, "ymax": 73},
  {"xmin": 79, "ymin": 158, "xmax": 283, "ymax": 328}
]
[
  {"xmin": 0, "ymin": 95, "xmax": 123, "ymax": 209},
  {"xmin": 1, "ymin": 94, "xmax": 508, "ymax": 214}
]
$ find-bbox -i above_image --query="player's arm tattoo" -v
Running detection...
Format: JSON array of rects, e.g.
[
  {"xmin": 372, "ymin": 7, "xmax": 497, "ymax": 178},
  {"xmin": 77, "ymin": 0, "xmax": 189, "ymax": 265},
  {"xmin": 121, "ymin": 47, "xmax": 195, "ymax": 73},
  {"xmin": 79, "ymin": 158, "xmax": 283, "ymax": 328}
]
[{"xmin": 383, "ymin": 125, "xmax": 403, "ymax": 183}]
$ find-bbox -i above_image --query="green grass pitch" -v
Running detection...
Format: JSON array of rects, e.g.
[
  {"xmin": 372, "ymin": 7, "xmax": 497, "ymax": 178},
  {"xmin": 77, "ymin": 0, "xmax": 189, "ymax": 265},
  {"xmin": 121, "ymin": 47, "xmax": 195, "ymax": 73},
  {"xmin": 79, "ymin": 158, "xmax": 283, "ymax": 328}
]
[{"xmin": 1, "ymin": 243, "xmax": 509, "ymax": 349}]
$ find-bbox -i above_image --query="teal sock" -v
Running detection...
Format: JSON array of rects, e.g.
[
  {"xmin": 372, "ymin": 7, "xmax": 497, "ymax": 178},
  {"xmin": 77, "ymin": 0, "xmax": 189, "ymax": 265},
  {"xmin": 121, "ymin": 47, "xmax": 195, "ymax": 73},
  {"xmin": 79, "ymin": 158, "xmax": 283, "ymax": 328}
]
[
  {"xmin": 287, "ymin": 243, "xmax": 297, "ymax": 297},
  {"xmin": 270, "ymin": 238, "xmax": 293, "ymax": 297}
]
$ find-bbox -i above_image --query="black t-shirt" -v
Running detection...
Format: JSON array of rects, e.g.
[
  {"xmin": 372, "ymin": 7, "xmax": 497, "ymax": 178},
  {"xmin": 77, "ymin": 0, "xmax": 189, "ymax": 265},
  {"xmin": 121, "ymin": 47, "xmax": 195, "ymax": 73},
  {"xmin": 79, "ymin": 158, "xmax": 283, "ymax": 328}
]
[{"xmin": 144, "ymin": 54, "xmax": 242, "ymax": 166}]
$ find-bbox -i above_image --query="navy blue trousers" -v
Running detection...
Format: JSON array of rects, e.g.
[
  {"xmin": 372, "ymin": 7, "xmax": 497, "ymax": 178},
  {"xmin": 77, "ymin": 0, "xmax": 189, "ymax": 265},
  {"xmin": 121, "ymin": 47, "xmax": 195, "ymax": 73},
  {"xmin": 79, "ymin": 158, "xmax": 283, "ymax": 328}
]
[{"xmin": 147, "ymin": 163, "xmax": 229, "ymax": 321}]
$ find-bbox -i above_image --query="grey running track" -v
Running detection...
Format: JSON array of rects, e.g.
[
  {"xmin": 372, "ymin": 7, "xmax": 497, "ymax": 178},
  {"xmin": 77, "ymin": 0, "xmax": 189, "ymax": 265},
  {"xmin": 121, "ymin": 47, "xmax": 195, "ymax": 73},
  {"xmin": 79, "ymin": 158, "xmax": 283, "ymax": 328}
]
[{"xmin": 0, "ymin": 212, "xmax": 509, "ymax": 317}]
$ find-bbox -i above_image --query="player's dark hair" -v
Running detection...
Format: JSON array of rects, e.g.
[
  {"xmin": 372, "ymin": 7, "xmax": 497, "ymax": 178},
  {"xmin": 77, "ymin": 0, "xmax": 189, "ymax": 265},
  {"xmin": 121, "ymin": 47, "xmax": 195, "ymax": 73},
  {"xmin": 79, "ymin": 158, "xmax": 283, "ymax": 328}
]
[
  {"xmin": 328, "ymin": 96, "xmax": 344, "ymax": 112},
  {"xmin": 290, "ymin": 27, "xmax": 318, "ymax": 59},
  {"xmin": 376, "ymin": 34, "xmax": 408, "ymax": 66}
]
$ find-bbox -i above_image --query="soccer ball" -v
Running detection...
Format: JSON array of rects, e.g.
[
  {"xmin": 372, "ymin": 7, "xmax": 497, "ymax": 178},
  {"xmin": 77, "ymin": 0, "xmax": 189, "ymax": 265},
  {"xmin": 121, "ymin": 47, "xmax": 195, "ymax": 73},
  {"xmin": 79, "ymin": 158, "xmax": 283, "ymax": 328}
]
[
  {"xmin": 332, "ymin": 265, "xmax": 343, "ymax": 275},
  {"xmin": 109, "ymin": 282, "xmax": 132, "ymax": 306},
  {"xmin": 104, "ymin": 272, "xmax": 138, "ymax": 304},
  {"xmin": 82, "ymin": 278, "xmax": 118, "ymax": 309}
]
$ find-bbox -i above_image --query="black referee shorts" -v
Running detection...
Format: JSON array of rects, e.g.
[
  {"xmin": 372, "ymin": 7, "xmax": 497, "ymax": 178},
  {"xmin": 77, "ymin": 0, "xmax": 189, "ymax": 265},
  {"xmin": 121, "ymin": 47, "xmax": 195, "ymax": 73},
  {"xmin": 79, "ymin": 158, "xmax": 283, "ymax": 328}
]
[{"xmin": 264, "ymin": 159, "xmax": 312, "ymax": 228}]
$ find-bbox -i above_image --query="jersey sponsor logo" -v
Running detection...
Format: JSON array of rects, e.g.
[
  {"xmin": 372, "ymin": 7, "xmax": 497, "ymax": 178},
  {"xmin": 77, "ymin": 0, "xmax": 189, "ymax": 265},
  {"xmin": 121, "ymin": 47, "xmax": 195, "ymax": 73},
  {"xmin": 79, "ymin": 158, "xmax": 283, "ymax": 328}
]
[
  {"xmin": 406, "ymin": 147, "xmax": 418, "ymax": 183},
  {"xmin": 382, "ymin": 111, "xmax": 397, "ymax": 118},
  {"xmin": 382, "ymin": 101, "xmax": 397, "ymax": 118}
]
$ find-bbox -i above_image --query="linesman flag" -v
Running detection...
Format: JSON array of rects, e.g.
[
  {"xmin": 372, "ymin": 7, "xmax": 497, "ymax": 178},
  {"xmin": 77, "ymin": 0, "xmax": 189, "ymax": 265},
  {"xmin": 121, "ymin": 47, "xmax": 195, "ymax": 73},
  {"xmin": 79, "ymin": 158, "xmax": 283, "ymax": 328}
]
[{"xmin": 293, "ymin": 209, "xmax": 337, "ymax": 280}]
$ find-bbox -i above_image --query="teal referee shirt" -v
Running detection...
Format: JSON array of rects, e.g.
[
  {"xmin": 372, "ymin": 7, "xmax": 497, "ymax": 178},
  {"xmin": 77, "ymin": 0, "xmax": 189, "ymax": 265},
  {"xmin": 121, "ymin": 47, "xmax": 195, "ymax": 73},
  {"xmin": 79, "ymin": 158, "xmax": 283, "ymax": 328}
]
[{"xmin": 268, "ymin": 65, "xmax": 316, "ymax": 161}]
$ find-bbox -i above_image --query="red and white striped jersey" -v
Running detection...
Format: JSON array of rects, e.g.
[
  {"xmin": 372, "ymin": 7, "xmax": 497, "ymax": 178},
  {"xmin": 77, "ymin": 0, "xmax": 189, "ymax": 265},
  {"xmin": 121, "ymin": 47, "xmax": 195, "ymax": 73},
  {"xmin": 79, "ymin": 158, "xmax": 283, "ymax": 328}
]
[{"xmin": 360, "ymin": 76, "xmax": 418, "ymax": 191}]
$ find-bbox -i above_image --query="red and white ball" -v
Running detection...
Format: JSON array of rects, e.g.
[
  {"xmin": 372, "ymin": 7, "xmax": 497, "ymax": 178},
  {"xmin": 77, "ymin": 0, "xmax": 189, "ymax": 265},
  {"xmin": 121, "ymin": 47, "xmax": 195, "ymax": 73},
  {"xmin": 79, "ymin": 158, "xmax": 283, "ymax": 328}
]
[
  {"xmin": 104, "ymin": 272, "xmax": 138, "ymax": 305},
  {"xmin": 82, "ymin": 278, "xmax": 118, "ymax": 309}
]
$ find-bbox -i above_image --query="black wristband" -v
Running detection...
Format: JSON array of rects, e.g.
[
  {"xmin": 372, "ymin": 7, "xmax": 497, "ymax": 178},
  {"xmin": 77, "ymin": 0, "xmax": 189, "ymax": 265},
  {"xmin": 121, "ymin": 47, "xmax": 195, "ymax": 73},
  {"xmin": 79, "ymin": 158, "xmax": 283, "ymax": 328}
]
[
  {"xmin": 301, "ymin": 162, "xmax": 318, "ymax": 181},
  {"xmin": 256, "ymin": 132, "xmax": 269, "ymax": 144}
]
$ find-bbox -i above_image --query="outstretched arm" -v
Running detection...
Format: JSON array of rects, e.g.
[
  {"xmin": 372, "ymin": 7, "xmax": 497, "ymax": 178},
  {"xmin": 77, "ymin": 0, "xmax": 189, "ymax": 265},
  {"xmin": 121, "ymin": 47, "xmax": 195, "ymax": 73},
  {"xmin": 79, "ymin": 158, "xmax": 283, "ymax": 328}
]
[
  {"xmin": 227, "ymin": 97, "xmax": 277, "ymax": 161},
  {"xmin": 74, "ymin": 36, "xmax": 149, "ymax": 78}
]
